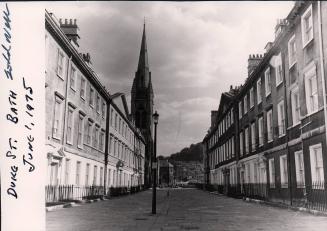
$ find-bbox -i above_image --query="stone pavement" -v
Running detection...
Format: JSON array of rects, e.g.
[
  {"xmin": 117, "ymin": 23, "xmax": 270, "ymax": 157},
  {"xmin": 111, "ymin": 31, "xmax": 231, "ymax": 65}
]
[{"xmin": 46, "ymin": 188, "xmax": 327, "ymax": 231}]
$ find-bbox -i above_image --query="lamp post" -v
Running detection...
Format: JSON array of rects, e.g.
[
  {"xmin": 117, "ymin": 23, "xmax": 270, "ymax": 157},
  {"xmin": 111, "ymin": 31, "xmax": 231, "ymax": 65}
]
[{"xmin": 152, "ymin": 111, "xmax": 159, "ymax": 214}]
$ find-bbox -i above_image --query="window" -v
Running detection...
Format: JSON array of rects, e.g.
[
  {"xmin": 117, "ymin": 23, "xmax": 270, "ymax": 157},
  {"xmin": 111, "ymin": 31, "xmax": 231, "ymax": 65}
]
[
  {"xmin": 239, "ymin": 131, "xmax": 243, "ymax": 156},
  {"xmin": 100, "ymin": 167, "xmax": 103, "ymax": 186},
  {"xmin": 85, "ymin": 120, "xmax": 92, "ymax": 145},
  {"xmin": 99, "ymin": 130, "xmax": 105, "ymax": 151},
  {"xmin": 80, "ymin": 77, "xmax": 86, "ymax": 99},
  {"xmin": 115, "ymin": 113, "xmax": 118, "ymax": 130},
  {"xmin": 288, "ymin": 35, "xmax": 296, "ymax": 68},
  {"xmin": 309, "ymin": 143, "xmax": 324, "ymax": 184},
  {"xmin": 267, "ymin": 109, "xmax": 273, "ymax": 142},
  {"xmin": 53, "ymin": 96, "xmax": 63, "ymax": 139},
  {"xmin": 76, "ymin": 161, "xmax": 81, "ymax": 186},
  {"xmin": 231, "ymin": 108, "xmax": 234, "ymax": 124},
  {"xmin": 250, "ymin": 87, "xmax": 254, "ymax": 108},
  {"xmin": 102, "ymin": 100, "xmax": 106, "ymax": 118},
  {"xmin": 269, "ymin": 158, "xmax": 275, "ymax": 188},
  {"xmin": 304, "ymin": 63, "xmax": 318, "ymax": 114},
  {"xmin": 243, "ymin": 96, "xmax": 248, "ymax": 114},
  {"xmin": 275, "ymin": 53, "xmax": 283, "ymax": 86},
  {"xmin": 109, "ymin": 136, "xmax": 113, "ymax": 154},
  {"xmin": 96, "ymin": 94, "xmax": 100, "ymax": 113},
  {"xmin": 257, "ymin": 78, "xmax": 262, "ymax": 104},
  {"xmin": 93, "ymin": 125, "xmax": 99, "ymax": 148},
  {"xmin": 265, "ymin": 67, "xmax": 271, "ymax": 96},
  {"xmin": 231, "ymin": 137, "xmax": 235, "ymax": 158},
  {"xmin": 280, "ymin": 155, "xmax": 288, "ymax": 188},
  {"xmin": 239, "ymin": 101, "xmax": 242, "ymax": 119},
  {"xmin": 64, "ymin": 159, "xmax": 70, "ymax": 185},
  {"xmin": 245, "ymin": 127, "xmax": 249, "ymax": 154},
  {"xmin": 291, "ymin": 87, "xmax": 301, "ymax": 125},
  {"xmin": 66, "ymin": 107, "xmax": 74, "ymax": 144},
  {"xmin": 277, "ymin": 100, "xmax": 285, "ymax": 137},
  {"xmin": 85, "ymin": 163, "xmax": 90, "ymax": 186},
  {"xmin": 57, "ymin": 49, "xmax": 65, "ymax": 77},
  {"xmin": 89, "ymin": 86, "xmax": 94, "ymax": 107},
  {"xmin": 258, "ymin": 117, "xmax": 264, "ymax": 147},
  {"xmin": 253, "ymin": 162, "xmax": 258, "ymax": 183},
  {"xmin": 70, "ymin": 65, "xmax": 77, "ymax": 90},
  {"xmin": 110, "ymin": 109, "xmax": 114, "ymax": 126},
  {"xmin": 93, "ymin": 165, "xmax": 98, "ymax": 186},
  {"xmin": 251, "ymin": 122, "xmax": 256, "ymax": 152},
  {"xmin": 294, "ymin": 151, "xmax": 305, "ymax": 188},
  {"xmin": 77, "ymin": 114, "xmax": 84, "ymax": 148},
  {"xmin": 301, "ymin": 4, "xmax": 313, "ymax": 48},
  {"xmin": 114, "ymin": 139, "xmax": 117, "ymax": 156}
]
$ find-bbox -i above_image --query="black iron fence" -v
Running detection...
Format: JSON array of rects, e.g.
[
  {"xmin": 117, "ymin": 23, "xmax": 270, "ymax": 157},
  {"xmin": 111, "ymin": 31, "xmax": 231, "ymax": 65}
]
[
  {"xmin": 306, "ymin": 181, "xmax": 327, "ymax": 212},
  {"xmin": 45, "ymin": 185, "xmax": 104, "ymax": 203},
  {"xmin": 205, "ymin": 181, "xmax": 327, "ymax": 212}
]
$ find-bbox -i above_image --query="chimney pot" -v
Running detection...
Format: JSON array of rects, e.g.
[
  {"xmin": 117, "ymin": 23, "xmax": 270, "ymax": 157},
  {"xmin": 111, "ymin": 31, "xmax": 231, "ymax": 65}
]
[
  {"xmin": 65, "ymin": 19, "xmax": 67, "ymax": 24},
  {"xmin": 74, "ymin": 19, "xmax": 77, "ymax": 25},
  {"xmin": 59, "ymin": 18, "xmax": 62, "ymax": 24}
]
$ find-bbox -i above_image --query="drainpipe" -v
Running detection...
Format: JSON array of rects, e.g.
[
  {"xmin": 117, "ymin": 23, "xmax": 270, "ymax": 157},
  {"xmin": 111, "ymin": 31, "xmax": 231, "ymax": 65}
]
[
  {"xmin": 318, "ymin": 1, "xmax": 327, "ymax": 157},
  {"xmin": 104, "ymin": 97, "xmax": 111, "ymax": 196},
  {"xmin": 60, "ymin": 55, "xmax": 72, "ymax": 185},
  {"xmin": 281, "ymin": 50, "xmax": 292, "ymax": 205}
]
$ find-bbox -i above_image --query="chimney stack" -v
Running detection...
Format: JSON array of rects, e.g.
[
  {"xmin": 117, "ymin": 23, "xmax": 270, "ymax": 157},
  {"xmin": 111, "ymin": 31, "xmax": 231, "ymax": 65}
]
[
  {"xmin": 59, "ymin": 18, "xmax": 80, "ymax": 47},
  {"xmin": 275, "ymin": 18, "xmax": 288, "ymax": 38},
  {"xmin": 247, "ymin": 54, "xmax": 263, "ymax": 76},
  {"xmin": 82, "ymin": 53, "xmax": 92, "ymax": 64},
  {"xmin": 211, "ymin": 110, "xmax": 218, "ymax": 128}
]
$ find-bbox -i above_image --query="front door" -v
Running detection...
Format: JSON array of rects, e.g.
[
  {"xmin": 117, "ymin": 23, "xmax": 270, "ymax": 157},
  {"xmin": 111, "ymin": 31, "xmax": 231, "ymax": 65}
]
[{"xmin": 50, "ymin": 162, "xmax": 59, "ymax": 186}]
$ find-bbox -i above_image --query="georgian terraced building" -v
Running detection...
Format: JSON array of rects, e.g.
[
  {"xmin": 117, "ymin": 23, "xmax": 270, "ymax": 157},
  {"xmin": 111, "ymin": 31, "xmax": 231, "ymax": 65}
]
[
  {"xmin": 45, "ymin": 10, "xmax": 147, "ymax": 199},
  {"xmin": 203, "ymin": 1, "xmax": 327, "ymax": 206}
]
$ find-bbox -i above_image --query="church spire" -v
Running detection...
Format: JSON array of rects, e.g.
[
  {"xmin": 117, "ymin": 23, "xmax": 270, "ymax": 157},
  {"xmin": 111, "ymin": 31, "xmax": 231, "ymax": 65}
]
[{"xmin": 137, "ymin": 21, "xmax": 149, "ymax": 73}]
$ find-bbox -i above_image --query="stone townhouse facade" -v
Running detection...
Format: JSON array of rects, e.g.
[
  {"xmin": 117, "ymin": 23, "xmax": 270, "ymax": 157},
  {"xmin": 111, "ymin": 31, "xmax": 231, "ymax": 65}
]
[
  {"xmin": 45, "ymin": 10, "xmax": 146, "ymax": 195},
  {"xmin": 203, "ymin": 1, "xmax": 327, "ymax": 205}
]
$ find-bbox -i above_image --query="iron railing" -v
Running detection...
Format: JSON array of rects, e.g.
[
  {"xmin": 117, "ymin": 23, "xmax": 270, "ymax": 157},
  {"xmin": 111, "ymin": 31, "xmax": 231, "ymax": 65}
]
[
  {"xmin": 45, "ymin": 185, "xmax": 104, "ymax": 203},
  {"xmin": 306, "ymin": 181, "xmax": 327, "ymax": 212},
  {"xmin": 205, "ymin": 181, "xmax": 327, "ymax": 212}
]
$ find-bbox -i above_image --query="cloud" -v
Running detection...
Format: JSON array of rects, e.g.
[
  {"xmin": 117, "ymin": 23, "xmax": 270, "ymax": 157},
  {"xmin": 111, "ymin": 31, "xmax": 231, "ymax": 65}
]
[{"xmin": 46, "ymin": 1, "xmax": 294, "ymax": 156}]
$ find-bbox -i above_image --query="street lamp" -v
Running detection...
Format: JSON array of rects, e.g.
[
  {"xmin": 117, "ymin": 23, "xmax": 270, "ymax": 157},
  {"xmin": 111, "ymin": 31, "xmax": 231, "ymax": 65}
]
[{"xmin": 152, "ymin": 111, "xmax": 159, "ymax": 214}]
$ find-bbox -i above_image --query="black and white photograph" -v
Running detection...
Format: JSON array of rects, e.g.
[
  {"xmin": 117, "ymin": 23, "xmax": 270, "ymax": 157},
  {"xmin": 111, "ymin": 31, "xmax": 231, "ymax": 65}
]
[{"xmin": 1, "ymin": 1, "xmax": 327, "ymax": 230}]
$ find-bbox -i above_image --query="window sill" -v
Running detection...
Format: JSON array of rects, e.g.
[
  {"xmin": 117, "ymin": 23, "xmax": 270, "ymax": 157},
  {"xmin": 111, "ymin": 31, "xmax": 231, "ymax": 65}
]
[
  {"xmin": 303, "ymin": 107, "xmax": 323, "ymax": 119},
  {"xmin": 278, "ymin": 134, "xmax": 286, "ymax": 138},
  {"xmin": 302, "ymin": 37, "xmax": 313, "ymax": 50},
  {"xmin": 276, "ymin": 81, "xmax": 283, "ymax": 87},
  {"xmin": 287, "ymin": 122, "xmax": 301, "ymax": 130},
  {"xmin": 70, "ymin": 86, "xmax": 76, "ymax": 92},
  {"xmin": 267, "ymin": 139, "xmax": 273, "ymax": 143},
  {"xmin": 266, "ymin": 92, "xmax": 271, "ymax": 98},
  {"xmin": 52, "ymin": 135, "xmax": 61, "ymax": 141},
  {"xmin": 77, "ymin": 144, "xmax": 84, "ymax": 150},
  {"xmin": 289, "ymin": 61, "xmax": 297, "ymax": 70},
  {"xmin": 57, "ymin": 73, "xmax": 64, "ymax": 81}
]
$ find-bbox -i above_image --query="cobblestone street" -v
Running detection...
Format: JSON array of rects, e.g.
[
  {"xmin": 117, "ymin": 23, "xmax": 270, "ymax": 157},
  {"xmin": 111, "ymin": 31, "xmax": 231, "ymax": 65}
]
[{"xmin": 46, "ymin": 188, "xmax": 327, "ymax": 231}]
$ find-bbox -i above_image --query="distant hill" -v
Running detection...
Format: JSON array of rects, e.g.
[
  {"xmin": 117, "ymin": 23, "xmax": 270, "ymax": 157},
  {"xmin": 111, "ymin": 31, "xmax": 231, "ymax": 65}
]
[{"xmin": 166, "ymin": 142, "xmax": 203, "ymax": 162}]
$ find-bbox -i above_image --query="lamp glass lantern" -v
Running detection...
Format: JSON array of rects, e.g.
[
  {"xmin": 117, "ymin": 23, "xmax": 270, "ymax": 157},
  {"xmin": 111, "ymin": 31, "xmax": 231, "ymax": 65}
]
[{"xmin": 153, "ymin": 111, "xmax": 159, "ymax": 124}]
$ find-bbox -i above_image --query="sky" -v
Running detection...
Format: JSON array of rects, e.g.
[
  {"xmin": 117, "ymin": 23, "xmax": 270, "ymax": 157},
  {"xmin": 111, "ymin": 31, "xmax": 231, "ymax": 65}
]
[{"xmin": 46, "ymin": 1, "xmax": 294, "ymax": 157}]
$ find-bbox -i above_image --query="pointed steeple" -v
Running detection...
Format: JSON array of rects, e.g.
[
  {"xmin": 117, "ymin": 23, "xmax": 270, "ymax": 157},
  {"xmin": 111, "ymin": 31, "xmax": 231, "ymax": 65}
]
[
  {"xmin": 134, "ymin": 21, "xmax": 150, "ymax": 88},
  {"xmin": 137, "ymin": 21, "xmax": 149, "ymax": 71}
]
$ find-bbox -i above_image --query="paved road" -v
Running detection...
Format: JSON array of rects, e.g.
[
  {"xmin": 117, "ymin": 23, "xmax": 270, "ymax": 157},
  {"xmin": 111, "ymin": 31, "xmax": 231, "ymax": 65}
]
[{"xmin": 47, "ymin": 188, "xmax": 327, "ymax": 231}]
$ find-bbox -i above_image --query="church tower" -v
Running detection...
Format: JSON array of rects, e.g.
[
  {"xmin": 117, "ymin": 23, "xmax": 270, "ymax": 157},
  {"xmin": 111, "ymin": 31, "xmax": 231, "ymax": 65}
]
[{"xmin": 131, "ymin": 22, "xmax": 154, "ymax": 188}]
